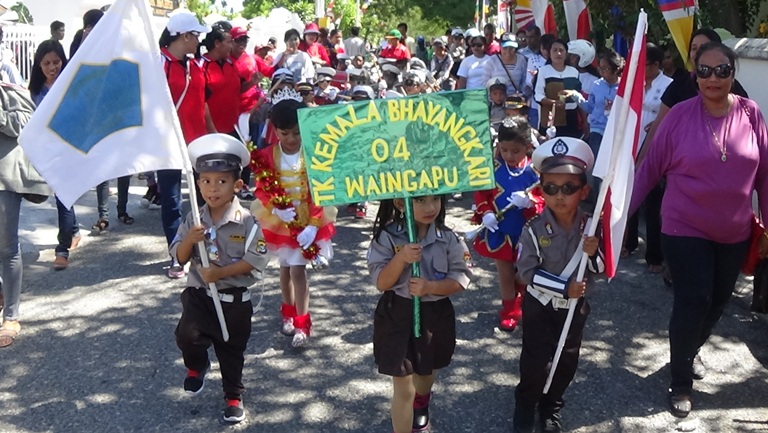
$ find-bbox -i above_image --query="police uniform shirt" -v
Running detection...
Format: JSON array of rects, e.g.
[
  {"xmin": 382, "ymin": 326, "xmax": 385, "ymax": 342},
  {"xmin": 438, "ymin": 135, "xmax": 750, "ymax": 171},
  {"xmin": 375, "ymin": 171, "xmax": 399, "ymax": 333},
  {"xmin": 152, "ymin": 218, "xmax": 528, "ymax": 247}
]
[
  {"xmin": 170, "ymin": 197, "xmax": 270, "ymax": 289},
  {"xmin": 516, "ymin": 207, "xmax": 597, "ymax": 305},
  {"xmin": 367, "ymin": 222, "xmax": 472, "ymax": 302}
]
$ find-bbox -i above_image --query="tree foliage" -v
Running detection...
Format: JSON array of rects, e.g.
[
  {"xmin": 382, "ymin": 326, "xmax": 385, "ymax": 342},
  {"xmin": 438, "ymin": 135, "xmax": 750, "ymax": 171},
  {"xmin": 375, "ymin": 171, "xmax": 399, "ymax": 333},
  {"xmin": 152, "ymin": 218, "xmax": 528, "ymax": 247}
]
[
  {"xmin": 185, "ymin": 0, "xmax": 214, "ymax": 20},
  {"xmin": 242, "ymin": 0, "xmax": 315, "ymax": 21},
  {"xmin": 11, "ymin": 2, "xmax": 32, "ymax": 24}
]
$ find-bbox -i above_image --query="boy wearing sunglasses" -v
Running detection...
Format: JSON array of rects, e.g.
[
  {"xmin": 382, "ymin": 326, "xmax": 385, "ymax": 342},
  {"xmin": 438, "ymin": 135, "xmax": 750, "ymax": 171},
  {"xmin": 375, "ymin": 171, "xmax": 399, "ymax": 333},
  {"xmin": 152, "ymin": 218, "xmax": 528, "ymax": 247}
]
[
  {"xmin": 170, "ymin": 134, "xmax": 270, "ymax": 424},
  {"xmin": 512, "ymin": 137, "xmax": 604, "ymax": 433}
]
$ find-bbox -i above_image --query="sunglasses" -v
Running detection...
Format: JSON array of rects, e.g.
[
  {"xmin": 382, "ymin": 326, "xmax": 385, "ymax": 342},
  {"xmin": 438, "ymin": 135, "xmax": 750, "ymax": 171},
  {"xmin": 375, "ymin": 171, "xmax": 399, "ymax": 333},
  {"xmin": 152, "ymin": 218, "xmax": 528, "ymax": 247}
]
[
  {"xmin": 299, "ymin": 90, "xmax": 312, "ymax": 96},
  {"xmin": 205, "ymin": 227, "xmax": 219, "ymax": 261},
  {"xmin": 541, "ymin": 182, "xmax": 583, "ymax": 196},
  {"xmin": 695, "ymin": 63, "xmax": 733, "ymax": 79}
]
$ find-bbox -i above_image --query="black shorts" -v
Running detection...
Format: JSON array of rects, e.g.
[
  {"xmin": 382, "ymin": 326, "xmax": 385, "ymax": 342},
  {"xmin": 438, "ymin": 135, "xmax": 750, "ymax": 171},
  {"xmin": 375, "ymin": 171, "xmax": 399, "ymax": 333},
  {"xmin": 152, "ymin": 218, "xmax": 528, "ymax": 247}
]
[{"xmin": 373, "ymin": 291, "xmax": 456, "ymax": 377}]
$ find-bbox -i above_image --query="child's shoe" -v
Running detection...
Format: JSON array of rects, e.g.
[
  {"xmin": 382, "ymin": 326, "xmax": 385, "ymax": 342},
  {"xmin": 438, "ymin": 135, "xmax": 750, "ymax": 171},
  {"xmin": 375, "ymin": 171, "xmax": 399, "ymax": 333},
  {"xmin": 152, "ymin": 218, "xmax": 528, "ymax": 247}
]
[
  {"xmin": 223, "ymin": 399, "xmax": 245, "ymax": 423},
  {"xmin": 292, "ymin": 313, "xmax": 311, "ymax": 347},
  {"xmin": 412, "ymin": 392, "xmax": 431, "ymax": 431},
  {"xmin": 280, "ymin": 303, "xmax": 297, "ymax": 336},
  {"xmin": 539, "ymin": 411, "xmax": 563, "ymax": 433},
  {"xmin": 148, "ymin": 193, "xmax": 162, "ymax": 210},
  {"xmin": 512, "ymin": 403, "xmax": 535, "ymax": 433},
  {"xmin": 183, "ymin": 361, "xmax": 209, "ymax": 395},
  {"xmin": 498, "ymin": 295, "xmax": 523, "ymax": 332},
  {"xmin": 355, "ymin": 203, "xmax": 367, "ymax": 219}
]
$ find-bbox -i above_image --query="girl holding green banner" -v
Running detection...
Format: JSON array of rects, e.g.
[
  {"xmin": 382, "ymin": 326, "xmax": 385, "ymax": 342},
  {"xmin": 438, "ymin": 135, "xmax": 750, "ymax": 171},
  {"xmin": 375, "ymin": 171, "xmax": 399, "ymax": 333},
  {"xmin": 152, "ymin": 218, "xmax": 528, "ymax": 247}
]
[{"xmin": 368, "ymin": 195, "xmax": 473, "ymax": 433}]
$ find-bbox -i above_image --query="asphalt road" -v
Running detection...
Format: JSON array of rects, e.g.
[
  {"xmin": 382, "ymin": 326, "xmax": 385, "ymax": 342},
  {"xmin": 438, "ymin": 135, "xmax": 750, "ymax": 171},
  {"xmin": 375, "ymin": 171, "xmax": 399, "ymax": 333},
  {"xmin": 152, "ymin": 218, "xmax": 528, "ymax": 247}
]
[{"xmin": 2, "ymin": 179, "xmax": 767, "ymax": 433}]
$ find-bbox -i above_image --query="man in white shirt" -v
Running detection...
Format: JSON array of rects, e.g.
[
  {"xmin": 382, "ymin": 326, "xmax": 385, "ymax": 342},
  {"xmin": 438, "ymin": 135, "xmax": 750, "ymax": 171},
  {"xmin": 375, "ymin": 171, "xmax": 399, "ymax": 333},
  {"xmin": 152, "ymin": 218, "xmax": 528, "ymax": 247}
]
[
  {"xmin": 343, "ymin": 26, "xmax": 366, "ymax": 57},
  {"xmin": 398, "ymin": 22, "xmax": 417, "ymax": 56}
]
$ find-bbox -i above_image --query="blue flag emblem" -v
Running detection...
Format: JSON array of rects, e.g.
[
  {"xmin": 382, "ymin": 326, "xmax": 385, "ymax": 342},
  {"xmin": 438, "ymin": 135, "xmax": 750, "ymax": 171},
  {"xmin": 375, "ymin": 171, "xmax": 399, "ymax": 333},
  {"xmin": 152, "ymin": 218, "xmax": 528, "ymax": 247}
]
[{"xmin": 48, "ymin": 59, "xmax": 143, "ymax": 153}]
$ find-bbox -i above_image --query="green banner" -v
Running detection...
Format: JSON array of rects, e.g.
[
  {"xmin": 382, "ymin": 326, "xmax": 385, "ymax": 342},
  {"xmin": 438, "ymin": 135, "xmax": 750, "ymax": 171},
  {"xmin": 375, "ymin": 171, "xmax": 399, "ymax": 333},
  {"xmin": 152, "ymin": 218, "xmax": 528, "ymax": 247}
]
[{"xmin": 298, "ymin": 89, "xmax": 495, "ymax": 206}]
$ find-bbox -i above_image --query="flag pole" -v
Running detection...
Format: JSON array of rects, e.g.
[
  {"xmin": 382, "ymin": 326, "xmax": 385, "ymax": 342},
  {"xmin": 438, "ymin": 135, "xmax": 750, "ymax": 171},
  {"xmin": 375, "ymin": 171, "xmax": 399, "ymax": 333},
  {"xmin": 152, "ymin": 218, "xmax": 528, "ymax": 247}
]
[
  {"xmin": 404, "ymin": 198, "xmax": 422, "ymax": 338},
  {"xmin": 543, "ymin": 10, "xmax": 647, "ymax": 394}
]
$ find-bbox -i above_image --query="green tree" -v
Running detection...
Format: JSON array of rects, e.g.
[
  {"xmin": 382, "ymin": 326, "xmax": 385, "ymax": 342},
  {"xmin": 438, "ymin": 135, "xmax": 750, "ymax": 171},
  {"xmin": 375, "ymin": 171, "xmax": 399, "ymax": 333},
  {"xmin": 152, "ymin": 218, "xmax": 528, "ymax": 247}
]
[
  {"xmin": 241, "ymin": 0, "xmax": 315, "ymax": 21},
  {"xmin": 11, "ymin": 2, "xmax": 33, "ymax": 24},
  {"xmin": 186, "ymin": 0, "xmax": 214, "ymax": 19}
]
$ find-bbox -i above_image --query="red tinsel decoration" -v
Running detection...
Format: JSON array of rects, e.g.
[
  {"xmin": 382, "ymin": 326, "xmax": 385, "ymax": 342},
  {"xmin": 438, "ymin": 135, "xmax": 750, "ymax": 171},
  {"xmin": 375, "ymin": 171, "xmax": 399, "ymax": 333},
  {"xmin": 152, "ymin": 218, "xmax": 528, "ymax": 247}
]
[{"xmin": 251, "ymin": 151, "xmax": 320, "ymax": 260}]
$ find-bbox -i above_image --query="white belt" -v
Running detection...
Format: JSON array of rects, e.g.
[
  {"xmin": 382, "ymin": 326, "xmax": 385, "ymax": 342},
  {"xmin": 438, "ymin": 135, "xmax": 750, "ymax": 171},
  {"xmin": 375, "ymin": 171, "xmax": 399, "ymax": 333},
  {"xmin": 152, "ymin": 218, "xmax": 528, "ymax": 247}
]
[
  {"xmin": 205, "ymin": 288, "xmax": 251, "ymax": 303},
  {"xmin": 527, "ymin": 286, "xmax": 570, "ymax": 310}
]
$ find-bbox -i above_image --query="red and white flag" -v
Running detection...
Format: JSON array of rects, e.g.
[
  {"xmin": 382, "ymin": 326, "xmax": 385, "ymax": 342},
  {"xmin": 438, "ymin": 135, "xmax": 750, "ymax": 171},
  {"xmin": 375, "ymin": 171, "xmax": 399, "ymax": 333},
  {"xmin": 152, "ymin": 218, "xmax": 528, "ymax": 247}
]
[
  {"xmin": 514, "ymin": 0, "xmax": 557, "ymax": 35},
  {"xmin": 592, "ymin": 11, "xmax": 647, "ymax": 279},
  {"xmin": 563, "ymin": 0, "xmax": 592, "ymax": 40}
]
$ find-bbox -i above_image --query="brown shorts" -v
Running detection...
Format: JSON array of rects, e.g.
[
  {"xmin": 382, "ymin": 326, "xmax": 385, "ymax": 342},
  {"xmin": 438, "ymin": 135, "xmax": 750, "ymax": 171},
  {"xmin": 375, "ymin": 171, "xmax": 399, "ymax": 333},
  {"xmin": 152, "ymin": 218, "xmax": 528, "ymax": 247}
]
[{"xmin": 373, "ymin": 291, "xmax": 456, "ymax": 377}]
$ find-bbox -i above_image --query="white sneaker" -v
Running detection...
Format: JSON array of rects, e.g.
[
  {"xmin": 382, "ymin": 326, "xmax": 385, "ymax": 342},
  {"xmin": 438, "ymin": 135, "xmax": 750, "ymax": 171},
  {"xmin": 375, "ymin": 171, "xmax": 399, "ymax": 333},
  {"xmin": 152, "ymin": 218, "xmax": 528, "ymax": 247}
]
[
  {"xmin": 281, "ymin": 318, "xmax": 294, "ymax": 336},
  {"xmin": 292, "ymin": 329, "xmax": 309, "ymax": 347}
]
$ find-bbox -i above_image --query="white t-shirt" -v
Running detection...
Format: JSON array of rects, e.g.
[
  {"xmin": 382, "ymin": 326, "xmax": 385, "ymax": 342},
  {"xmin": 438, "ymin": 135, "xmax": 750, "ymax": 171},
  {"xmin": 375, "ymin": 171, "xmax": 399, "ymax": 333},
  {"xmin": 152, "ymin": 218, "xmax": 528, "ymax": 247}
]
[
  {"xmin": 272, "ymin": 51, "xmax": 315, "ymax": 83},
  {"xmin": 344, "ymin": 36, "xmax": 365, "ymax": 57},
  {"xmin": 457, "ymin": 55, "xmax": 492, "ymax": 90},
  {"xmin": 639, "ymin": 72, "xmax": 673, "ymax": 145}
]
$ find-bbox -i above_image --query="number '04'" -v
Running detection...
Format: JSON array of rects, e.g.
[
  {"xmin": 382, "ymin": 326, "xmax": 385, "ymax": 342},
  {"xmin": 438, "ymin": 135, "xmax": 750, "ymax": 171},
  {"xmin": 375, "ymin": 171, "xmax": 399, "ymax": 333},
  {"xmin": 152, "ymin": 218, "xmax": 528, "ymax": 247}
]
[{"xmin": 371, "ymin": 137, "xmax": 411, "ymax": 163}]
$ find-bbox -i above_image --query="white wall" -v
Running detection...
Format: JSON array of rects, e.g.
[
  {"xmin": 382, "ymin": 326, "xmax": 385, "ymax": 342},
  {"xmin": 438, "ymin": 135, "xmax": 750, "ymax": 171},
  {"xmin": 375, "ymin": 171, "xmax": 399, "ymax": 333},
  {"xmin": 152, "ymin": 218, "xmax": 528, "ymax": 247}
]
[{"xmin": 735, "ymin": 57, "xmax": 768, "ymax": 118}]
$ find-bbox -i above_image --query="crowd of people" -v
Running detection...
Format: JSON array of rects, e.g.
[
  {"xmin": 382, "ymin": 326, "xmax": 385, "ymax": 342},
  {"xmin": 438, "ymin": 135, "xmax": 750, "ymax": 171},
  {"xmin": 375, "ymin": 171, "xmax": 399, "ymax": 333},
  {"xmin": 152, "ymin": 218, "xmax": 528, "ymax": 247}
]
[{"xmin": 0, "ymin": 6, "xmax": 767, "ymax": 433}]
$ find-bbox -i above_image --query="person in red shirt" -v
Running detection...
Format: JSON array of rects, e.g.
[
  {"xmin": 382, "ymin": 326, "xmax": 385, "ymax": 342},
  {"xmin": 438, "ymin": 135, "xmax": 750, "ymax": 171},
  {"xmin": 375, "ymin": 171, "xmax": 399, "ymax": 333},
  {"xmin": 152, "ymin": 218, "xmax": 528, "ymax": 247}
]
[
  {"xmin": 484, "ymin": 23, "xmax": 500, "ymax": 55},
  {"xmin": 298, "ymin": 22, "xmax": 330, "ymax": 67},
  {"xmin": 380, "ymin": 29, "xmax": 411, "ymax": 61},
  {"xmin": 201, "ymin": 21, "xmax": 240, "ymax": 136},
  {"xmin": 230, "ymin": 26, "xmax": 264, "ymax": 199},
  {"xmin": 158, "ymin": 12, "xmax": 215, "ymax": 278}
]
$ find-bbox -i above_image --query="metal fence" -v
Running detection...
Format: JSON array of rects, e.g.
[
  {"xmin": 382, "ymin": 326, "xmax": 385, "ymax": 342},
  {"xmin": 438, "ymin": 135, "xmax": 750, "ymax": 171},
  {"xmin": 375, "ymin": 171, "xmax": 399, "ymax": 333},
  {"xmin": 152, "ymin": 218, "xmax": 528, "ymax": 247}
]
[{"xmin": 2, "ymin": 24, "xmax": 50, "ymax": 83}]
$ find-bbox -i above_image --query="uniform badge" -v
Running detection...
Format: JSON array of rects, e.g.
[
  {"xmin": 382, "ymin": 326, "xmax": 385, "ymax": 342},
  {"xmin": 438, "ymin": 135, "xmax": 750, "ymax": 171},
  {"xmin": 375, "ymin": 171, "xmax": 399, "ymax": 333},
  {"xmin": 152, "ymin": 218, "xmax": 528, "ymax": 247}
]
[
  {"xmin": 552, "ymin": 139, "xmax": 569, "ymax": 156},
  {"xmin": 544, "ymin": 223, "xmax": 554, "ymax": 235},
  {"xmin": 539, "ymin": 236, "xmax": 552, "ymax": 247},
  {"xmin": 256, "ymin": 239, "xmax": 267, "ymax": 254},
  {"xmin": 463, "ymin": 251, "xmax": 471, "ymax": 262},
  {"xmin": 234, "ymin": 210, "xmax": 242, "ymax": 222},
  {"xmin": 229, "ymin": 235, "xmax": 245, "ymax": 242},
  {"xmin": 394, "ymin": 245, "xmax": 403, "ymax": 253}
]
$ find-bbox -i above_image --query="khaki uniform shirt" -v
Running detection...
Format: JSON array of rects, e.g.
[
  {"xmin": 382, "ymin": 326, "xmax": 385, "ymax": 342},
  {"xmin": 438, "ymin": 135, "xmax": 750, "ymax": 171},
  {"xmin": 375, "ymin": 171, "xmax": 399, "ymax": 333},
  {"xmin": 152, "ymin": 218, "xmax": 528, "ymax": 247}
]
[
  {"xmin": 170, "ymin": 198, "xmax": 269, "ymax": 289},
  {"xmin": 367, "ymin": 222, "xmax": 473, "ymax": 302},
  {"xmin": 517, "ymin": 207, "xmax": 596, "ymax": 306}
]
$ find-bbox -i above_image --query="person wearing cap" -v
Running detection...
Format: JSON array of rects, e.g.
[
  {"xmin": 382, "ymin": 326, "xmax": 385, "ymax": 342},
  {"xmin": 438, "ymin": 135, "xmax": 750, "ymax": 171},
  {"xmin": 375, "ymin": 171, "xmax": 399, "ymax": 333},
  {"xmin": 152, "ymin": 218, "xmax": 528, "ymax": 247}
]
[
  {"xmin": 265, "ymin": 36, "xmax": 278, "ymax": 63},
  {"xmin": 491, "ymin": 33, "xmax": 528, "ymax": 97},
  {"xmin": 159, "ymin": 11, "xmax": 215, "ymax": 278},
  {"xmin": 380, "ymin": 29, "xmax": 411, "ymax": 61},
  {"xmin": 430, "ymin": 37, "xmax": 454, "ymax": 91},
  {"xmin": 484, "ymin": 23, "xmax": 501, "ymax": 56},
  {"xmin": 314, "ymin": 66, "xmax": 340, "ymax": 105},
  {"xmin": 299, "ymin": 22, "xmax": 331, "ymax": 67},
  {"xmin": 456, "ymin": 35, "xmax": 491, "ymax": 90},
  {"xmin": 171, "ymin": 133, "xmax": 269, "ymax": 424},
  {"xmin": 229, "ymin": 26, "xmax": 263, "ymax": 200},
  {"xmin": 295, "ymin": 81, "xmax": 316, "ymax": 106},
  {"xmin": 402, "ymin": 70, "xmax": 427, "ymax": 96},
  {"xmin": 273, "ymin": 28, "xmax": 315, "ymax": 84},
  {"xmin": 487, "ymin": 77, "xmax": 509, "ymax": 128},
  {"xmin": 514, "ymin": 136, "xmax": 603, "ymax": 433}
]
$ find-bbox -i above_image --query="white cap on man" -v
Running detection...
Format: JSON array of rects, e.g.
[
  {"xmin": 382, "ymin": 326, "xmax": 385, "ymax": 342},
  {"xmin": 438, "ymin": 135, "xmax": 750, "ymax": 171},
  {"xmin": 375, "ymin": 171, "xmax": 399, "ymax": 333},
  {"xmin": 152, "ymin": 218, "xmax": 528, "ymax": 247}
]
[{"xmin": 166, "ymin": 12, "xmax": 211, "ymax": 36}]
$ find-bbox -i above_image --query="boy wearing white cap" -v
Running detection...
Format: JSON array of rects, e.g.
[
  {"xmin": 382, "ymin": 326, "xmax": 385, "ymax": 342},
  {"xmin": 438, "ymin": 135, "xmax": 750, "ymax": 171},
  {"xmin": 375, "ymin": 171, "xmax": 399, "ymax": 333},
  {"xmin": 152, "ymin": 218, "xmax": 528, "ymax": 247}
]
[
  {"xmin": 512, "ymin": 137, "xmax": 604, "ymax": 433},
  {"xmin": 171, "ymin": 134, "xmax": 270, "ymax": 424},
  {"xmin": 314, "ymin": 66, "xmax": 339, "ymax": 105}
]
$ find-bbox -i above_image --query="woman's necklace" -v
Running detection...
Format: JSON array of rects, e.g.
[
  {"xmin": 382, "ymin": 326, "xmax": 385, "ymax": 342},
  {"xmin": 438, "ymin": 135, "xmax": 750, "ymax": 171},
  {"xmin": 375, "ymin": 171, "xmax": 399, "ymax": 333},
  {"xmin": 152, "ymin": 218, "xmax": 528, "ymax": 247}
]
[{"xmin": 703, "ymin": 103, "xmax": 730, "ymax": 163}]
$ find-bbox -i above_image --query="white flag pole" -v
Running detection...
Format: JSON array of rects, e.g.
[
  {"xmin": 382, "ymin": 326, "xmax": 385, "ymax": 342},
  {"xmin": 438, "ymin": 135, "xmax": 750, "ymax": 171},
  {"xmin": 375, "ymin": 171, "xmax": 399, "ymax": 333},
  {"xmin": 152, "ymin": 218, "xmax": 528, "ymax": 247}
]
[
  {"xmin": 543, "ymin": 10, "xmax": 647, "ymax": 394},
  {"xmin": 139, "ymin": 0, "xmax": 231, "ymax": 341}
]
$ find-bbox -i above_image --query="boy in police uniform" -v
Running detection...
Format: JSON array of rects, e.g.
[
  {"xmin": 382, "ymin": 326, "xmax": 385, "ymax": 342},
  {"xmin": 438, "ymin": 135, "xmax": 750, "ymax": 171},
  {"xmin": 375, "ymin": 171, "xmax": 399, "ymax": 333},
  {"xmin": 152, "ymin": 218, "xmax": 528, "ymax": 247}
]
[
  {"xmin": 513, "ymin": 137, "xmax": 604, "ymax": 433},
  {"xmin": 170, "ymin": 134, "xmax": 270, "ymax": 424}
]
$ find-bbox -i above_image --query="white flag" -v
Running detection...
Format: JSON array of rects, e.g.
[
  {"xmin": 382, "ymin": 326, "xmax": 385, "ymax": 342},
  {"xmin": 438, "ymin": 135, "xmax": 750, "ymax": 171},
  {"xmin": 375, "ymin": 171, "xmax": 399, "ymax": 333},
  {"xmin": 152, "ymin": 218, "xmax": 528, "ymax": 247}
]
[
  {"xmin": 19, "ymin": 0, "xmax": 186, "ymax": 208},
  {"xmin": 592, "ymin": 11, "xmax": 647, "ymax": 279}
]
